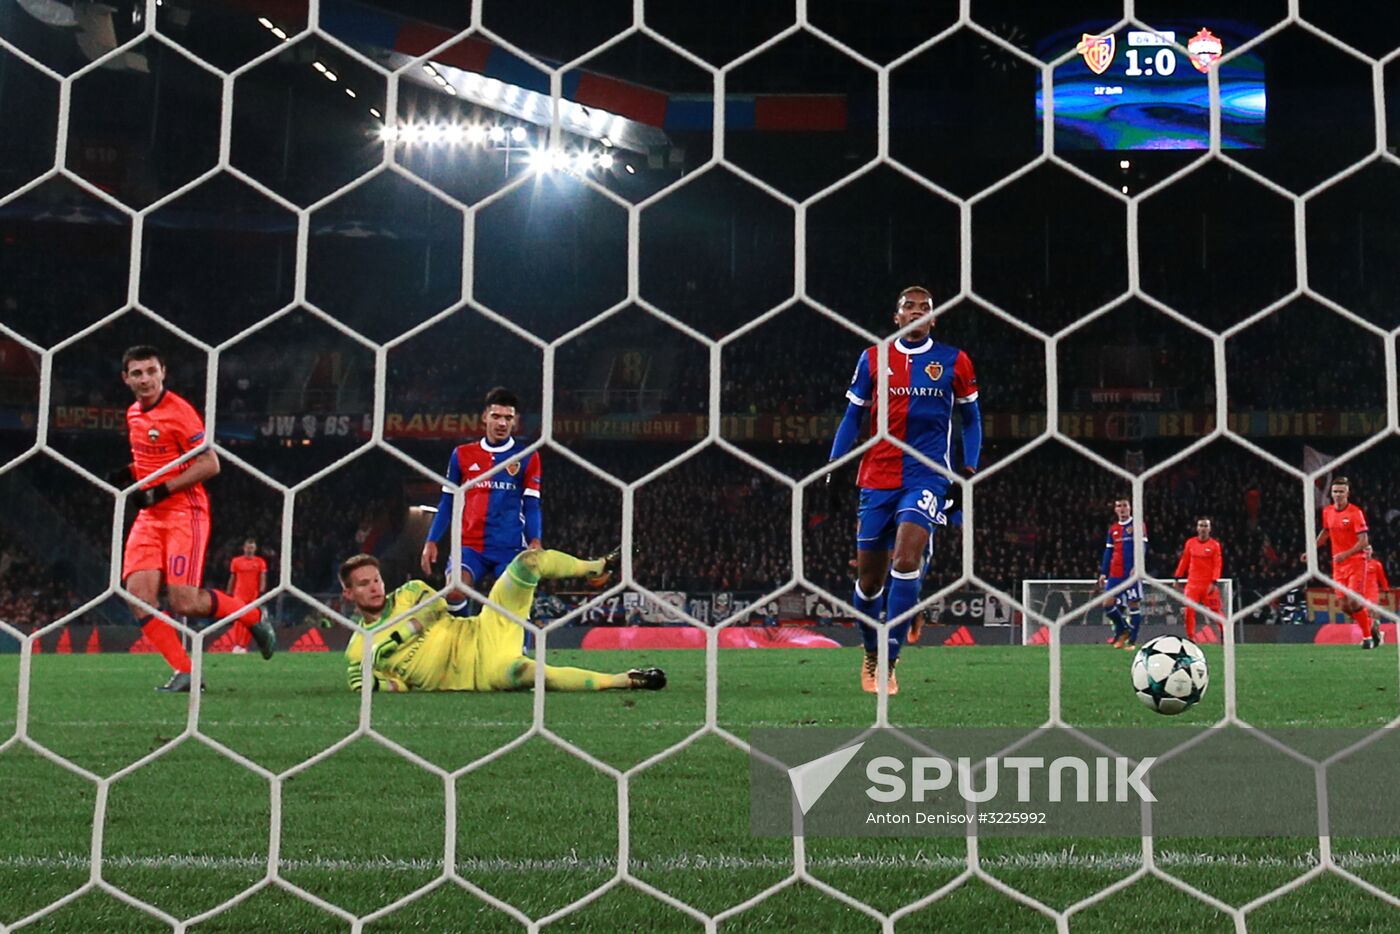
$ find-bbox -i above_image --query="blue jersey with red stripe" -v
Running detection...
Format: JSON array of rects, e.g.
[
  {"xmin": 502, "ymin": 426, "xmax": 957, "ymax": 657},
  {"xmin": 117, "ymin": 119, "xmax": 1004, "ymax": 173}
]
[
  {"xmin": 442, "ymin": 438, "xmax": 542, "ymax": 552},
  {"xmin": 845, "ymin": 337, "xmax": 978, "ymax": 490},
  {"xmin": 1100, "ymin": 519, "xmax": 1148, "ymax": 577}
]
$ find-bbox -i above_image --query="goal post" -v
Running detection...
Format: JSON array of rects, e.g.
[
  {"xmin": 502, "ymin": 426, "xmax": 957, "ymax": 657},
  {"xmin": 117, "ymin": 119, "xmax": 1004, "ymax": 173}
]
[{"xmin": 1019, "ymin": 578, "xmax": 1236, "ymax": 646}]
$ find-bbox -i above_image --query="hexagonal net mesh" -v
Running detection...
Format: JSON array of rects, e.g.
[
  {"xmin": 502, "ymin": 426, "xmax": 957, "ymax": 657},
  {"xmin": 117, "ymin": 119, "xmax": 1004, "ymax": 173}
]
[{"xmin": 1, "ymin": 0, "xmax": 1399, "ymax": 931}]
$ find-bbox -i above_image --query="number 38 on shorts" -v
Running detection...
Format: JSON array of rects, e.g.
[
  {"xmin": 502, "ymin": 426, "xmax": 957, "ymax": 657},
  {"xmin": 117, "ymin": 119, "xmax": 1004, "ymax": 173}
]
[{"xmin": 856, "ymin": 485, "xmax": 953, "ymax": 551}]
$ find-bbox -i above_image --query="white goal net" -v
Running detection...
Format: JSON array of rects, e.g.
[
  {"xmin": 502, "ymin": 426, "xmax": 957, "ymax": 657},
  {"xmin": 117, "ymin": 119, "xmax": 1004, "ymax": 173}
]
[{"xmin": 2, "ymin": 0, "xmax": 1399, "ymax": 932}]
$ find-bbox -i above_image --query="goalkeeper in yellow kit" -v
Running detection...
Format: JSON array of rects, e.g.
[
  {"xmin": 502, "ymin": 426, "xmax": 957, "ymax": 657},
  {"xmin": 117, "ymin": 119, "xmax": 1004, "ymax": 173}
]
[{"xmin": 337, "ymin": 547, "xmax": 666, "ymax": 693}]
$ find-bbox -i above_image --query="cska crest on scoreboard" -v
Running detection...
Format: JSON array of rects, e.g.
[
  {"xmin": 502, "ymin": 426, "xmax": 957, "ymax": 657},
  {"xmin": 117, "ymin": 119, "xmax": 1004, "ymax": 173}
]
[
  {"xmin": 1076, "ymin": 33, "xmax": 1116, "ymax": 75},
  {"xmin": 1187, "ymin": 28, "xmax": 1223, "ymax": 73},
  {"xmin": 925, "ymin": 362, "xmax": 944, "ymax": 381}
]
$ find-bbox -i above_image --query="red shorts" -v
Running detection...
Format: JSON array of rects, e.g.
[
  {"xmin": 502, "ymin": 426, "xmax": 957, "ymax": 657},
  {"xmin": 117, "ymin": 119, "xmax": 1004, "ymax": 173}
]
[
  {"xmin": 122, "ymin": 508, "xmax": 209, "ymax": 588},
  {"xmin": 1333, "ymin": 561, "xmax": 1370, "ymax": 604},
  {"xmin": 1183, "ymin": 582, "xmax": 1214, "ymax": 617}
]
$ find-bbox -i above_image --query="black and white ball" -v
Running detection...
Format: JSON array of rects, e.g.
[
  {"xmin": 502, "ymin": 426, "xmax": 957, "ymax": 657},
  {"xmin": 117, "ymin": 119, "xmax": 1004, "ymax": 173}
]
[{"xmin": 1131, "ymin": 635, "xmax": 1208, "ymax": 715}]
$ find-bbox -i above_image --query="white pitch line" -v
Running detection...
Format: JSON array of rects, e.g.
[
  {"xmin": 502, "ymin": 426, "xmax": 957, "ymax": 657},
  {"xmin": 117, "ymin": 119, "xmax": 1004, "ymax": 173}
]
[{"xmin": 5, "ymin": 850, "xmax": 1398, "ymax": 875}]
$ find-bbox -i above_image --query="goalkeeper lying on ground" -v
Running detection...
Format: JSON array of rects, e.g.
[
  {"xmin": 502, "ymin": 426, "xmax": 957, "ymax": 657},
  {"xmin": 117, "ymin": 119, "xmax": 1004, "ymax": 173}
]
[{"xmin": 336, "ymin": 547, "xmax": 666, "ymax": 693}]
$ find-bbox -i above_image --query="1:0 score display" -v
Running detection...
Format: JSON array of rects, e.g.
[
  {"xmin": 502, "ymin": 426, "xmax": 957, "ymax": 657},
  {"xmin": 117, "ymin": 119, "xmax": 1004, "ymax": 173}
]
[{"xmin": 1123, "ymin": 48, "xmax": 1177, "ymax": 76}]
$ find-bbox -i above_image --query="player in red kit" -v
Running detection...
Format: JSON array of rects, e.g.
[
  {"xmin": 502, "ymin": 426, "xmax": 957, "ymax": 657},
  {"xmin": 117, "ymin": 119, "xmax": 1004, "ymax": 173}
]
[
  {"xmin": 225, "ymin": 538, "xmax": 271, "ymax": 657},
  {"xmin": 1174, "ymin": 517, "xmax": 1223, "ymax": 642},
  {"xmin": 117, "ymin": 346, "xmax": 275, "ymax": 692},
  {"xmin": 1360, "ymin": 545, "xmax": 1391, "ymax": 647},
  {"xmin": 1303, "ymin": 477, "xmax": 1377, "ymax": 648}
]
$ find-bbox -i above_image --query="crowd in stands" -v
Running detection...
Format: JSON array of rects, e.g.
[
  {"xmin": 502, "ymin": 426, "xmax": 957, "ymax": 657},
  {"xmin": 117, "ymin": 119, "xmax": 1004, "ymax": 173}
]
[
  {"xmin": 8, "ymin": 302, "xmax": 1387, "ymax": 430},
  {"xmin": 0, "ymin": 547, "xmax": 88, "ymax": 632},
  {"xmin": 4, "ymin": 436, "xmax": 1396, "ymax": 631}
]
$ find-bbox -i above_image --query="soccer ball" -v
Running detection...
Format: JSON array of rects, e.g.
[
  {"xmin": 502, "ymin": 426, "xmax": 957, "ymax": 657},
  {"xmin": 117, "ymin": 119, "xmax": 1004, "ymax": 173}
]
[{"xmin": 1131, "ymin": 635, "xmax": 1208, "ymax": 715}]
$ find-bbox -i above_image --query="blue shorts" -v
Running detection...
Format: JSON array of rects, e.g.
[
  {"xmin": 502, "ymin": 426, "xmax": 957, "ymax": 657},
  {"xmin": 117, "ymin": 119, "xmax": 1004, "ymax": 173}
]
[
  {"xmin": 1106, "ymin": 576, "xmax": 1143, "ymax": 606},
  {"xmin": 446, "ymin": 546, "xmax": 519, "ymax": 586},
  {"xmin": 856, "ymin": 483, "xmax": 952, "ymax": 552}
]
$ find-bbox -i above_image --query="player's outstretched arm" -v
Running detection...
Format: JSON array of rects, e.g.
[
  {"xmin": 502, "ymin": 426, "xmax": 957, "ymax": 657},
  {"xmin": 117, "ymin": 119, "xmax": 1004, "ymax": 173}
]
[
  {"xmin": 133, "ymin": 450, "xmax": 219, "ymax": 509},
  {"xmin": 957, "ymin": 399, "xmax": 982, "ymax": 475},
  {"xmin": 828, "ymin": 400, "xmax": 865, "ymax": 463},
  {"xmin": 1302, "ymin": 528, "xmax": 1329, "ymax": 563},
  {"xmin": 523, "ymin": 493, "xmax": 542, "ymax": 550},
  {"xmin": 422, "ymin": 452, "xmax": 462, "ymax": 573}
]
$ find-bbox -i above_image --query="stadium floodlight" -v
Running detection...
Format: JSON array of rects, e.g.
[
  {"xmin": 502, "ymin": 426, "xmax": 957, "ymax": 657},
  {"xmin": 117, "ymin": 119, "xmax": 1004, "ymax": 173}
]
[
  {"xmin": 256, "ymin": 16, "xmax": 272, "ymax": 28},
  {"xmin": 550, "ymin": 149, "xmax": 571, "ymax": 172},
  {"xmin": 465, "ymin": 124, "xmax": 487, "ymax": 144},
  {"xmin": 369, "ymin": 107, "xmax": 382, "ymax": 118},
  {"xmin": 509, "ymin": 126, "xmax": 527, "ymax": 143},
  {"xmin": 598, "ymin": 152, "xmax": 615, "ymax": 170},
  {"xmin": 573, "ymin": 151, "xmax": 595, "ymax": 172},
  {"xmin": 600, "ymin": 136, "xmax": 612, "ymax": 148},
  {"xmin": 270, "ymin": 26, "xmax": 287, "ymax": 39},
  {"xmin": 377, "ymin": 125, "xmax": 398, "ymax": 143},
  {"xmin": 312, "ymin": 61, "xmax": 326, "ymax": 73},
  {"xmin": 323, "ymin": 71, "xmax": 338, "ymax": 82},
  {"xmin": 624, "ymin": 163, "xmax": 635, "ymax": 174},
  {"xmin": 488, "ymin": 125, "xmax": 506, "ymax": 143},
  {"xmin": 345, "ymin": 88, "xmax": 356, "ymax": 98}
]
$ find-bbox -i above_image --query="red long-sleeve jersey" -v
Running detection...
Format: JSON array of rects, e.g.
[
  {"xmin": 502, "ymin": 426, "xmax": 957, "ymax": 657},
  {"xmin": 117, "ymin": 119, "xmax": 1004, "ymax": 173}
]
[{"xmin": 1175, "ymin": 537, "xmax": 1222, "ymax": 585}]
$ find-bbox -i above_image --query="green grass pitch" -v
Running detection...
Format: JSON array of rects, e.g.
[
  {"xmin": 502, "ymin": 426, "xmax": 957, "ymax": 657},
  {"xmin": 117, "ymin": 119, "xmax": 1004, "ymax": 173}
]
[{"xmin": 0, "ymin": 643, "xmax": 1397, "ymax": 931}]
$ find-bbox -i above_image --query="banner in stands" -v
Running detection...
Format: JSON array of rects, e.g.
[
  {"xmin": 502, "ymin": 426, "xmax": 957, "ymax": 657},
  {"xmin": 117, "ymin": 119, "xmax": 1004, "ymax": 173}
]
[
  {"xmin": 931, "ymin": 590, "xmax": 1015, "ymax": 626},
  {"xmin": 21, "ymin": 408, "xmax": 1393, "ymax": 442},
  {"xmin": 1306, "ymin": 587, "xmax": 1397, "ymax": 623}
]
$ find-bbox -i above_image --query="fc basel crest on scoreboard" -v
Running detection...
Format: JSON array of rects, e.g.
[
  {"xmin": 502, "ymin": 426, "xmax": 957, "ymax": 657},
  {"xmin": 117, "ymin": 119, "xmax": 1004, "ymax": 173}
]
[
  {"xmin": 925, "ymin": 362, "xmax": 944, "ymax": 381},
  {"xmin": 1075, "ymin": 33, "xmax": 1116, "ymax": 75}
]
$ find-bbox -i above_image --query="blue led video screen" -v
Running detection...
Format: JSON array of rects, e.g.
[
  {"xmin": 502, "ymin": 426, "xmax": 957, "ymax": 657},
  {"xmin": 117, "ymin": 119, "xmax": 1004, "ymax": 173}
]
[{"xmin": 1035, "ymin": 22, "xmax": 1266, "ymax": 150}]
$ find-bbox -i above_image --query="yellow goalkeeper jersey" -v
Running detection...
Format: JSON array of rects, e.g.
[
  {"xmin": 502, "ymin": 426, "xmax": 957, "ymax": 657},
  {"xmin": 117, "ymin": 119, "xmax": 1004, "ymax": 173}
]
[{"xmin": 344, "ymin": 579, "xmax": 451, "ymax": 692}]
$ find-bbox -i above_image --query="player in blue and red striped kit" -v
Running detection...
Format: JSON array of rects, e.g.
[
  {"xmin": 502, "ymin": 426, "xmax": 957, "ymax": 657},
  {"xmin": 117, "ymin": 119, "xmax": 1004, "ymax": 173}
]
[
  {"xmin": 828, "ymin": 286, "xmax": 983, "ymax": 695},
  {"xmin": 420, "ymin": 388, "xmax": 542, "ymax": 609},
  {"xmin": 1097, "ymin": 496, "xmax": 1148, "ymax": 649}
]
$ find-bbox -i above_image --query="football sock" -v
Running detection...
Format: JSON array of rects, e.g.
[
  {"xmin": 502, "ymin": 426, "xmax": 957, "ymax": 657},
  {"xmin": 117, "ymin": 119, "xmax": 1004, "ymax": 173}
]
[
  {"xmin": 487, "ymin": 549, "xmax": 599, "ymax": 630},
  {"xmin": 1128, "ymin": 611, "xmax": 1143, "ymax": 643},
  {"xmin": 1353, "ymin": 607, "xmax": 1374, "ymax": 640},
  {"xmin": 1183, "ymin": 608, "xmax": 1197, "ymax": 642},
  {"xmin": 206, "ymin": 589, "xmax": 260, "ymax": 625},
  {"xmin": 885, "ymin": 568, "xmax": 921, "ymax": 662},
  {"xmin": 1106, "ymin": 605, "xmax": 1126, "ymax": 636},
  {"xmin": 852, "ymin": 582, "xmax": 883, "ymax": 654},
  {"xmin": 230, "ymin": 619, "xmax": 252, "ymax": 648},
  {"xmin": 508, "ymin": 659, "xmax": 628, "ymax": 691},
  {"xmin": 506, "ymin": 549, "xmax": 597, "ymax": 586},
  {"xmin": 140, "ymin": 614, "xmax": 191, "ymax": 673}
]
